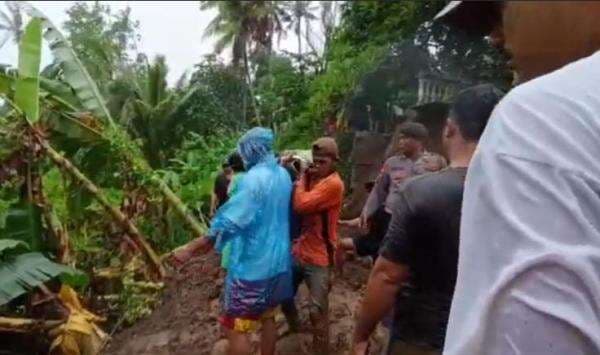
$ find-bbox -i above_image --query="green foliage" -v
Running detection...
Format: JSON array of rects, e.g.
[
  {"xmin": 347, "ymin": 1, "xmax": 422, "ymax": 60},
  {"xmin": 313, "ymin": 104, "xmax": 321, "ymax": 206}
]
[
  {"xmin": 278, "ymin": 41, "xmax": 385, "ymax": 148},
  {"xmin": 23, "ymin": 4, "xmax": 116, "ymax": 126},
  {"xmin": 0, "ymin": 201, "xmax": 44, "ymax": 252},
  {"xmin": 177, "ymin": 56, "xmax": 249, "ymax": 136},
  {"xmin": 0, "ymin": 250, "xmax": 87, "ymax": 306},
  {"xmin": 167, "ymin": 131, "xmax": 240, "ymax": 215},
  {"xmin": 62, "ymin": 2, "xmax": 140, "ymax": 91},
  {"xmin": 255, "ymin": 55, "xmax": 309, "ymax": 129},
  {"xmin": 0, "ymin": 239, "xmax": 28, "ymax": 256},
  {"xmin": 118, "ymin": 264, "xmax": 162, "ymax": 325},
  {"xmin": 14, "ymin": 18, "xmax": 41, "ymax": 123}
]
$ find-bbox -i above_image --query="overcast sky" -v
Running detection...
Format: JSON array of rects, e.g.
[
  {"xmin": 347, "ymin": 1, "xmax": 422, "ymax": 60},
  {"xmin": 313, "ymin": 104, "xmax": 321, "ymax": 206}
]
[{"xmin": 0, "ymin": 1, "xmax": 317, "ymax": 84}]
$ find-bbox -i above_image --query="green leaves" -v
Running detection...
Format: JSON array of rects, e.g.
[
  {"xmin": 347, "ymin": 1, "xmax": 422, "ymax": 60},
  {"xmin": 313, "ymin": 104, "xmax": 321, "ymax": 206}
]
[
  {"xmin": 21, "ymin": 3, "xmax": 115, "ymax": 127},
  {"xmin": 14, "ymin": 18, "xmax": 42, "ymax": 123},
  {"xmin": 0, "ymin": 239, "xmax": 29, "ymax": 258},
  {"xmin": 0, "ymin": 201, "xmax": 44, "ymax": 252},
  {"xmin": 0, "ymin": 251, "xmax": 87, "ymax": 306}
]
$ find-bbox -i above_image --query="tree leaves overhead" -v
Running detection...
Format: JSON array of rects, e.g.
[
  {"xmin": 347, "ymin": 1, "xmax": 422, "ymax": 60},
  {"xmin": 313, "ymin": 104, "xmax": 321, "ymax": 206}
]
[
  {"xmin": 21, "ymin": 2, "xmax": 115, "ymax": 127},
  {"xmin": 14, "ymin": 17, "xmax": 41, "ymax": 123}
]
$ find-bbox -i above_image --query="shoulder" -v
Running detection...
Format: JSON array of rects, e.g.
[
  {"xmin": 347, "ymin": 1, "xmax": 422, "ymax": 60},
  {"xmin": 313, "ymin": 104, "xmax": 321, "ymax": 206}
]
[
  {"xmin": 402, "ymin": 169, "xmax": 464, "ymax": 203},
  {"xmin": 478, "ymin": 53, "xmax": 600, "ymax": 176}
]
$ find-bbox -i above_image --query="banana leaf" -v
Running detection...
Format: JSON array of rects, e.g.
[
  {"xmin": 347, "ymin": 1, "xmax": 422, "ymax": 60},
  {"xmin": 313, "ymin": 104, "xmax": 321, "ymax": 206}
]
[
  {"xmin": 0, "ymin": 239, "xmax": 29, "ymax": 258},
  {"xmin": 21, "ymin": 3, "xmax": 115, "ymax": 127},
  {"xmin": 14, "ymin": 18, "xmax": 42, "ymax": 124},
  {"xmin": 0, "ymin": 252, "xmax": 87, "ymax": 306},
  {"xmin": 0, "ymin": 201, "xmax": 44, "ymax": 252}
]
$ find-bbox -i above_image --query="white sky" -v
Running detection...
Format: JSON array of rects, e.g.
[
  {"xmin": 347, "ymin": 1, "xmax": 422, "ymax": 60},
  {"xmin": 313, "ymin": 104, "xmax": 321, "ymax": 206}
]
[{"xmin": 0, "ymin": 1, "xmax": 325, "ymax": 84}]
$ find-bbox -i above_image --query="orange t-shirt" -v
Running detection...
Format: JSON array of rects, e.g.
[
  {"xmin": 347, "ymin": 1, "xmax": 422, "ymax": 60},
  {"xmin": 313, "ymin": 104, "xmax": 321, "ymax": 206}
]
[{"xmin": 292, "ymin": 172, "xmax": 344, "ymax": 267}]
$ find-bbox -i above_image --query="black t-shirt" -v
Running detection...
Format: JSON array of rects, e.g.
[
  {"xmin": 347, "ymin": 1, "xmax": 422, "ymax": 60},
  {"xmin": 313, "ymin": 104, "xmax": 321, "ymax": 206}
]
[
  {"xmin": 379, "ymin": 167, "xmax": 467, "ymax": 350},
  {"xmin": 213, "ymin": 172, "xmax": 231, "ymax": 208}
]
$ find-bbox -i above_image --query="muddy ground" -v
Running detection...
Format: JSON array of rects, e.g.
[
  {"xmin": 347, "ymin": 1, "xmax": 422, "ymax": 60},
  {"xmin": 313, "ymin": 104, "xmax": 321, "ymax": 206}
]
[{"xmin": 106, "ymin": 229, "xmax": 385, "ymax": 355}]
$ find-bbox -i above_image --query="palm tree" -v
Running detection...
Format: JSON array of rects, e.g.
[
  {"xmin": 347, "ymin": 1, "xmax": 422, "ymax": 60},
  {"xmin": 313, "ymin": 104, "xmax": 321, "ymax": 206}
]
[
  {"xmin": 0, "ymin": 1, "xmax": 23, "ymax": 49},
  {"xmin": 201, "ymin": 1, "xmax": 285, "ymax": 124},
  {"xmin": 283, "ymin": 1, "xmax": 317, "ymax": 63},
  {"xmin": 121, "ymin": 55, "xmax": 197, "ymax": 169}
]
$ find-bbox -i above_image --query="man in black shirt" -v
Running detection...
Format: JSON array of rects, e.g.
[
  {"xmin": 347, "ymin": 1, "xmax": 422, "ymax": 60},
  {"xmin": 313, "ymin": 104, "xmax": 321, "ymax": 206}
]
[{"xmin": 352, "ymin": 84, "xmax": 503, "ymax": 355}]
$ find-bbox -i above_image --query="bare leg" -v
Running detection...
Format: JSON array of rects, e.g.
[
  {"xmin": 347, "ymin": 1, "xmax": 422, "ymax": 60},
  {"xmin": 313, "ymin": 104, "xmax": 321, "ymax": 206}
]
[
  {"xmin": 227, "ymin": 330, "xmax": 252, "ymax": 355},
  {"xmin": 260, "ymin": 317, "xmax": 277, "ymax": 355}
]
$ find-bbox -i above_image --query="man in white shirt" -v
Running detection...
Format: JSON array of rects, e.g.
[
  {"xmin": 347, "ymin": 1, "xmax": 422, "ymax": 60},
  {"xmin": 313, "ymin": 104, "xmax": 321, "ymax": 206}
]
[{"xmin": 436, "ymin": 2, "xmax": 600, "ymax": 354}]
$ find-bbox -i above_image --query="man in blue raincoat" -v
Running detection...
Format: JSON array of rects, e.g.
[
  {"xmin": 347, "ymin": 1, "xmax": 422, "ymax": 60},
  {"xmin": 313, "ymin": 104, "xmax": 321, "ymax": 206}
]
[{"xmin": 172, "ymin": 127, "xmax": 293, "ymax": 355}]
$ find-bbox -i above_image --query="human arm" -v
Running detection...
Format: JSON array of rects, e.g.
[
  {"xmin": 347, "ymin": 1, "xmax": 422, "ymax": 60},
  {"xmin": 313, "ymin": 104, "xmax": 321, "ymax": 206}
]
[
  {"xmin": 169, "ymin": 236, "xmax": 214, "ymax": 267},
  {"xmin": 360, "ymin": 162, "xmax": 391, "ymax": 224},
  {"xmin": 353, "ymin": 188, "xmax": 415, "ymax": 352},
  {"xmin": 338, "ymin": 217, "xmax": 361, "ymax": 228},
  {"xmin": 352, "ymin": 257, "xmax": 409, "ymax": 352},
  {"xmin": 293, "ymin": 174, "xmax": 343, "ymax": 215}
]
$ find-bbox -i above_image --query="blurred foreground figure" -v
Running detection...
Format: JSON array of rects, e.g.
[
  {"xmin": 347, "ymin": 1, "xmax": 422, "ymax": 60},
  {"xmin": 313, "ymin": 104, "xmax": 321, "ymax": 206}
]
[
  {"xmin": 351, "ymin": 85, "xmax": 502, "ymax": 355},
  {"xmin": 437, "ymin": 2, "xmax": 600, "ymax": 354},
  {"xmin": 172, "ymin": 128, "xmax": 293, "ymax": 355}
]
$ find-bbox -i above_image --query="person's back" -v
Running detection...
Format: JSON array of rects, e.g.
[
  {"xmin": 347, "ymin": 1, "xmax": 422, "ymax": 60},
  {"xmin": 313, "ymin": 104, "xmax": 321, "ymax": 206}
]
[
  {"xmin": 223, "ymin": 161, "xmax": 292, "ymax": 282},
  {"xmin": 382, "ymin": 168, "xmax": 466, "ymax": 349},
  {"xmin": 446, "ymin": 51, "xmax": 600, "ymax": 355}
]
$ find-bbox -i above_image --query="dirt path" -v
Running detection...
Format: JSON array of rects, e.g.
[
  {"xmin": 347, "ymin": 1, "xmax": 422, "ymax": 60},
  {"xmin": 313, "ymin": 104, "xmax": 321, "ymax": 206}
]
[{"xmin": 106, "ymin": 230, "xmax": 385, "ymax": 354}]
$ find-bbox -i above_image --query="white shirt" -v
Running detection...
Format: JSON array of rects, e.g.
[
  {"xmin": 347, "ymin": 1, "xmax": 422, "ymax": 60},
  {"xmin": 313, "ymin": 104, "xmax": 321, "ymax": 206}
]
[{"xmin": 444, "ymin": 51, "xmax": 600, "ymax": 355}]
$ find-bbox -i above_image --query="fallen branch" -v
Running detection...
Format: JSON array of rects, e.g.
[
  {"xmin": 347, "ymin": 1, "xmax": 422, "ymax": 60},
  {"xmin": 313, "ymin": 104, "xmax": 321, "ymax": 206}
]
[{"xmin": 42, "ymin": 140, "xmax": 165, "ymax": 278}]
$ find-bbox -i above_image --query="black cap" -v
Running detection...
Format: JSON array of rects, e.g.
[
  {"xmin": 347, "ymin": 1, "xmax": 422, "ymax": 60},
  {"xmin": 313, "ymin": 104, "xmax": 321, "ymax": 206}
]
[{"xmin": 434, "ymin": 1, "xmax": 503, "ymax": 36}]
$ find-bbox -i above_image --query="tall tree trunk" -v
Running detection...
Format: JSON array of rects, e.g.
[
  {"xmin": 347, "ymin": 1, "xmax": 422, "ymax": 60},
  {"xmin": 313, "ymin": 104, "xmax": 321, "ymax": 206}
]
[
  {"xmin": 41, "ymin": 140, "xmax": 165, "ymax": 278},
  {"xmin": 297, "ymin": 20, "xmax": 303, "ymax": 75},
  {"xmin": 243, "ymin": 45, "xmax": 260, "ymax": 125}
]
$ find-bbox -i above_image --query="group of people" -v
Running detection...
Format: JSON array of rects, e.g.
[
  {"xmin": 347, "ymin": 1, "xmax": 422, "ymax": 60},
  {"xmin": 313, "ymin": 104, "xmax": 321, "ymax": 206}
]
[
  {"xmin": 173, "ymin": 128, "xmax": 344, "ymax": 355},
  {"xmin": 172, "ymin": 1, "xmax": 600, "ymax": 354}
]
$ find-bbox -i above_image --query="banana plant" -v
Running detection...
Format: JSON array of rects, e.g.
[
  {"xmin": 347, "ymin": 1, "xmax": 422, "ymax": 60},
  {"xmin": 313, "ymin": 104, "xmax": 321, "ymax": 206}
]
[
  {"xmin": 20, "ymin": 2, "xmax": 207, "ymax": 239},
  {"xmin": 0, "ymin": 237, "xmax": 86, "ymax": 306},
  {"xmin": 1, "ymin": 18, "xmax": 165, "ymax": 277}
]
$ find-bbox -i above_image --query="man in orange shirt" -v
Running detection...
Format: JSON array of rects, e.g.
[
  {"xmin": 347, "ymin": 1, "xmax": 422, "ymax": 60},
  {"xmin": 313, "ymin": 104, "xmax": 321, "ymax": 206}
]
[{"xmin": 282, "ymin": 137, "xmax": 345, "ymax": 355}]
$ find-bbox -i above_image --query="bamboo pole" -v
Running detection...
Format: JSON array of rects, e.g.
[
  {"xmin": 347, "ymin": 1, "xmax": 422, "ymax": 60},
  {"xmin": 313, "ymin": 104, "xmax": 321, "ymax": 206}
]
[
  {"xmin": 42, "ymin": 141, "xmax": 165, "ymax": 278},
  {"xmin": 151, "ymin": 176, "xmax": 207, "ymax": 236}
]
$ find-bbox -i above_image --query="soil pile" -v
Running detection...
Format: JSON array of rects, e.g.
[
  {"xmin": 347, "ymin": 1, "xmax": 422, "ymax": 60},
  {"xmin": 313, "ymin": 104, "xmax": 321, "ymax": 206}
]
[{"xmin": 106, "ymin": 229, "xmax": 384, "ymax": 354}]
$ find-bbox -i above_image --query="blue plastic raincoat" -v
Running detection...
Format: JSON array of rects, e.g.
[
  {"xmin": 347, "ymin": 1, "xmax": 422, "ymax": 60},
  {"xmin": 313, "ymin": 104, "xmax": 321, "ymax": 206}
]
[{"xmin": 208, "ymin": 128, "xmax": 293, "ymax": 318}]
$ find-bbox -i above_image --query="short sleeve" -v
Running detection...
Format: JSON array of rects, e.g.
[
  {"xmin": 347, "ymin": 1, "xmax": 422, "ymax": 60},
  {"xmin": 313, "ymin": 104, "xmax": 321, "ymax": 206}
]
[{"xmin": 379, "ymin": 189, "xmax": 416, "ymax": 264}]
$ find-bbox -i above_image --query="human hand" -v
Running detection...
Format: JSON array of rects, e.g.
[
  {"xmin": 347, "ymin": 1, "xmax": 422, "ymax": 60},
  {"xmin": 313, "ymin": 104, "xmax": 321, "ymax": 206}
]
[
  {"xmin": 169, "ymin": 247, "xmax": 195, "ymax": 269},
  {"xmin": 350, "ymin": 341, "xmax": 369, "ymax": 355},
  {"xmin": 338, "ymin": 217, "xmax": 361, "ymax": 228},
  {"xmin": 168, "ymin": 237, "xmax": 212, "ymax": 268},
  {"xmin": 358, "ymin": 214, "xmax": 368, "ymax": 230}
]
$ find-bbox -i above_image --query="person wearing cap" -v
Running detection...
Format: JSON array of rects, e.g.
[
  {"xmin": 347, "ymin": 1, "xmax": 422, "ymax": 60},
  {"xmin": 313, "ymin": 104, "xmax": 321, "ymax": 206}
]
[
  {"xmin": 281, "ymin": 137, "xmax": 345, "ymax": 354},
  {"xmin": 437, "ymin": 2, "xmax": 600, "ymax": 355},
  {"xmin": 351, "ymin": 84, "xmax": 503, "ymax": 355},
  {"xmin": 355, "ymin": 122, "xmax": 442, "ymax": 262}
]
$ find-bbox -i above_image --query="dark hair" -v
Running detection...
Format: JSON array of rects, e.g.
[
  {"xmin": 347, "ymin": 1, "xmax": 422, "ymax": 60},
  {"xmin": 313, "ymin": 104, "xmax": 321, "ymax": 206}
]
[
  {"xmin": 450, "ymin": 84, "xmax": 503, "ymax": 141},
  {"xmin": 398, "ymin": 122, "xmax": 429, "ymax": 142},
  {"xmin": 227, "ymin": 151, "xmax": 245, "ymax": 173}
]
